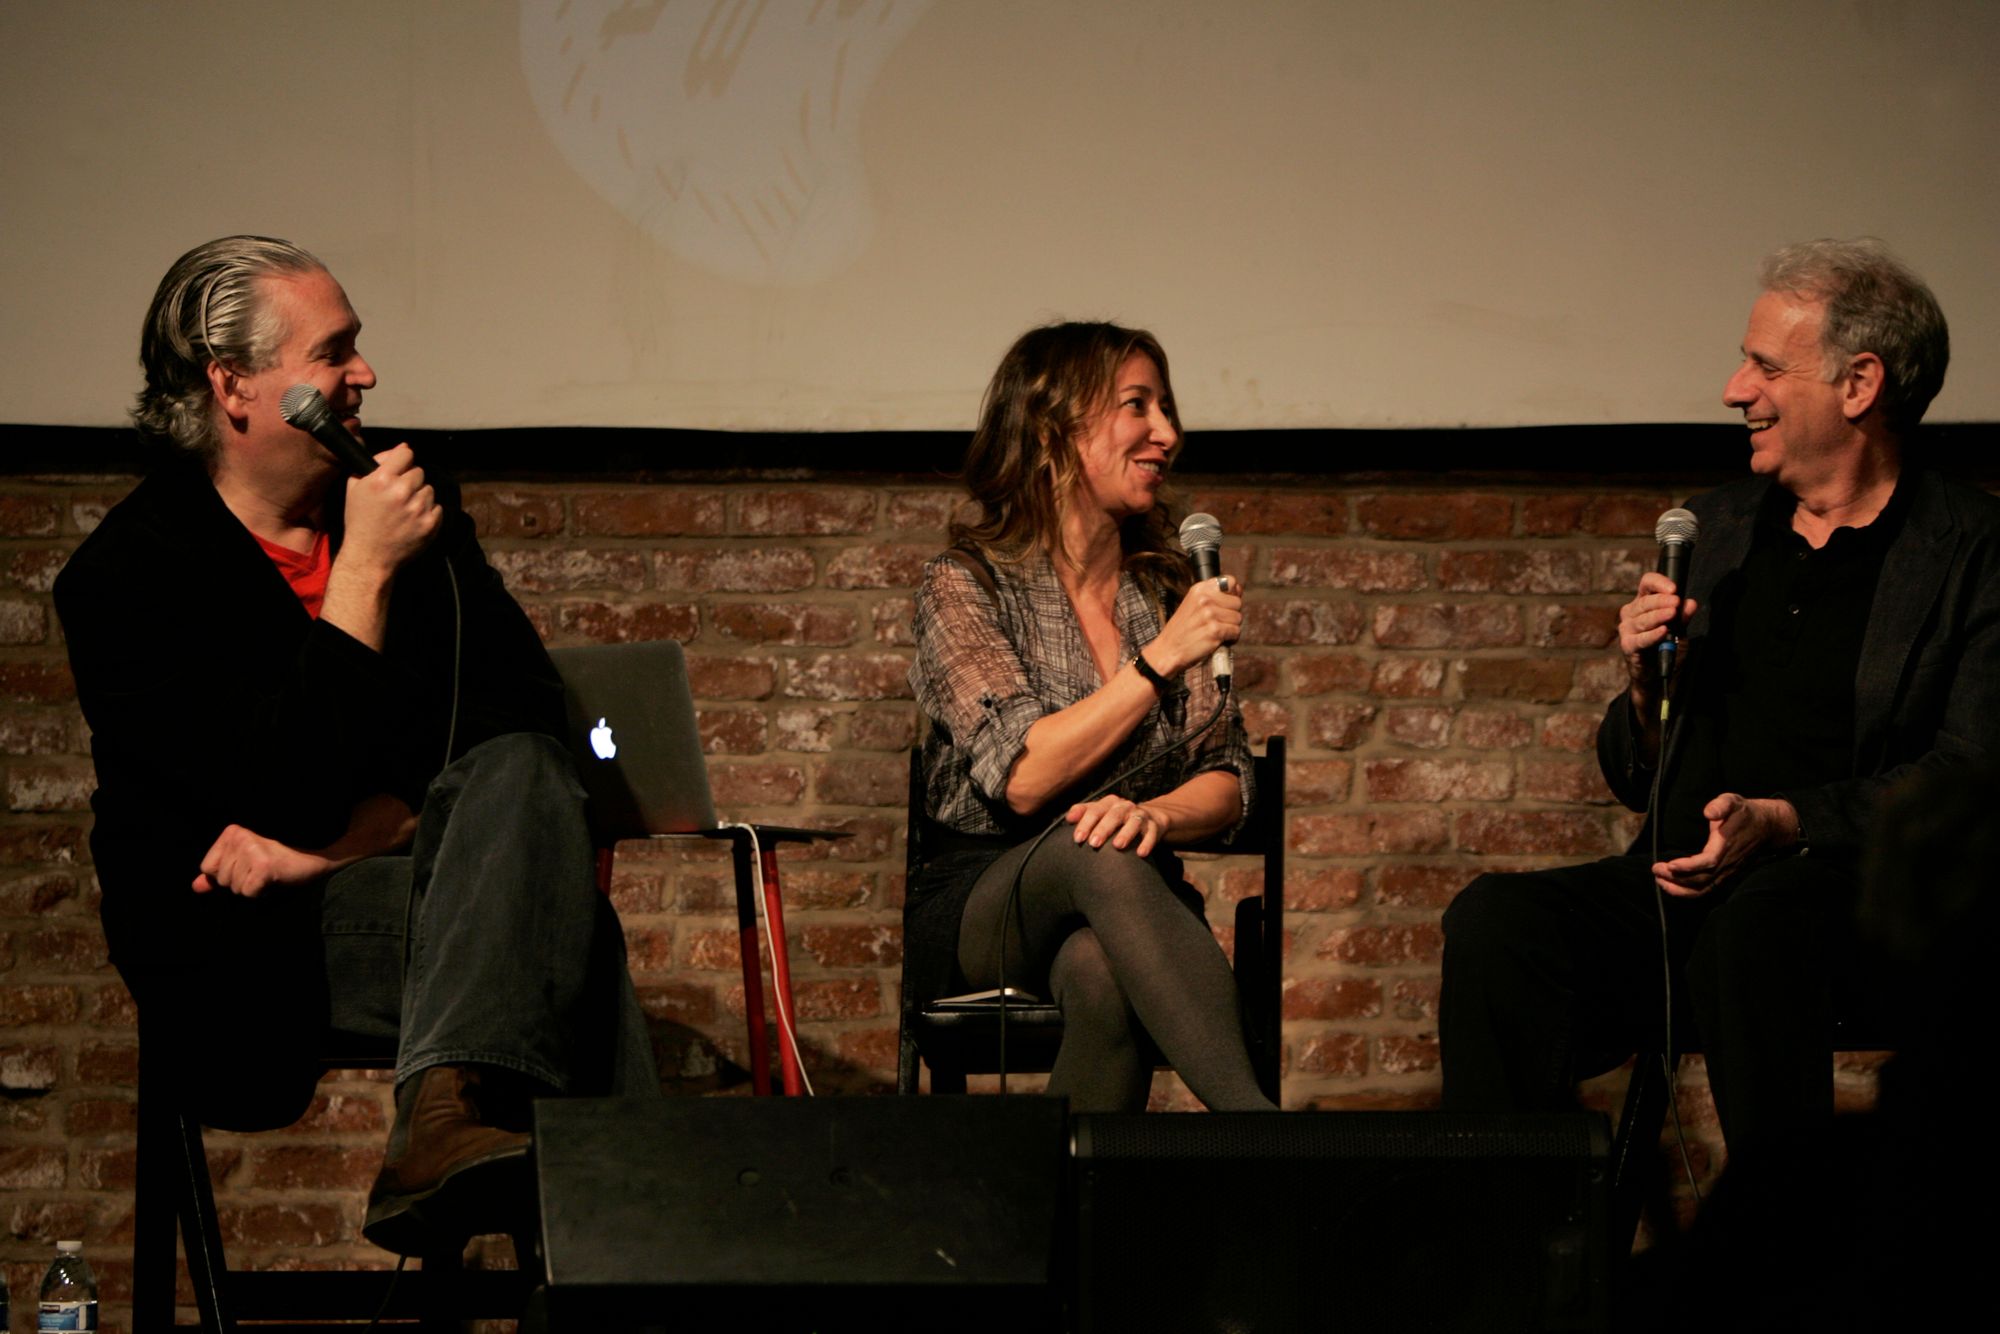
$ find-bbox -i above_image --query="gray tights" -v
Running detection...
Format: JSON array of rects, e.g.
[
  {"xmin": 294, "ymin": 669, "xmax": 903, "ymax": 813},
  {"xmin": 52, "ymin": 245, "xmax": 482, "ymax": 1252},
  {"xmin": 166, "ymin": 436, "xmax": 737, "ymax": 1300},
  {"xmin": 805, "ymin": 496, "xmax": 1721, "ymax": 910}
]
[{"xmin": 956, "ymin": 830, "xmax": 1275, "ymax": 1113}]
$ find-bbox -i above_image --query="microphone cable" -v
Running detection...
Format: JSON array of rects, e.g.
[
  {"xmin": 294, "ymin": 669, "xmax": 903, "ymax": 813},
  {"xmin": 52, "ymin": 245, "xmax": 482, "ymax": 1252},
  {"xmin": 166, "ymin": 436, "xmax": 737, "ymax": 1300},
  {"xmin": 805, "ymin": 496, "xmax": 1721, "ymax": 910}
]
[{"xmin": 1647, "ymin": 680, "xmax": 1704, "ymax": 1208}]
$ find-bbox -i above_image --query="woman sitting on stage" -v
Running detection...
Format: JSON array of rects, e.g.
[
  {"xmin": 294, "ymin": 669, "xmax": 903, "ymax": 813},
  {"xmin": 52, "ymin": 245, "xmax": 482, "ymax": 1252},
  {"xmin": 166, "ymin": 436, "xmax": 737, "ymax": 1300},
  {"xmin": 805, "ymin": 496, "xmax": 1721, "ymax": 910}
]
[{"xmin": 908, "ymin": 321, "xmax": 1275, "ymax": 1113}]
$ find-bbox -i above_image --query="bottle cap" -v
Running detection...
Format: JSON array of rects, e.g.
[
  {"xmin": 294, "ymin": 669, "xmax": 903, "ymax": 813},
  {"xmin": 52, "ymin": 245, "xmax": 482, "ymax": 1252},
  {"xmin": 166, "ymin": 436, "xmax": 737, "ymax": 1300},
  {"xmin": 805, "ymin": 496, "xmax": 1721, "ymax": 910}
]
[{"xmin": 57, "ymin": 1239, "xmax": 82, "ymax": 1253}]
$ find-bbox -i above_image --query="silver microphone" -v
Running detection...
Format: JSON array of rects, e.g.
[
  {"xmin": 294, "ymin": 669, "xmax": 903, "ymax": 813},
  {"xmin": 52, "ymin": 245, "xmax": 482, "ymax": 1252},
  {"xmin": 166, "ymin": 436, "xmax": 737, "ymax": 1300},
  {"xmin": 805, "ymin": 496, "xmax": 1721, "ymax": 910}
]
[
  {"xmin": 1177, "ymin": 512, "xmax": 1233, "ymax": 691},
  {"xmin": 1653, "ymin": 507, "xmax": 1699, "ymax": 679}
]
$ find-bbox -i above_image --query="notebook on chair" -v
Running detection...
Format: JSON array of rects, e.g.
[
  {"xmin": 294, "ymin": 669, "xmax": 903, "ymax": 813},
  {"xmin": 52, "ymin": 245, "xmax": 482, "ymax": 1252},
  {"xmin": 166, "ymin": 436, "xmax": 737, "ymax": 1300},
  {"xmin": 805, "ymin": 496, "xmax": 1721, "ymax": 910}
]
[{"xmin": 548, "ymin": 641, "xmax": 720, "ymax": 841}]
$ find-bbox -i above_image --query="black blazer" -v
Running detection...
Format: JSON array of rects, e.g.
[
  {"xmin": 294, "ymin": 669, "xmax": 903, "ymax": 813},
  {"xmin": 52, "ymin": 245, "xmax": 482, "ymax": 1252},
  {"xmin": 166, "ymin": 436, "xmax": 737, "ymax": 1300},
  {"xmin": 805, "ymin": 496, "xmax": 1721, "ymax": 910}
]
[
  {"xmin": 54, "ymin": 452, "xmax": 562, "ymax": 989},
  {"xmin": 1598, "ymin": 469, "xmax": 2000, "ymax": 855}
]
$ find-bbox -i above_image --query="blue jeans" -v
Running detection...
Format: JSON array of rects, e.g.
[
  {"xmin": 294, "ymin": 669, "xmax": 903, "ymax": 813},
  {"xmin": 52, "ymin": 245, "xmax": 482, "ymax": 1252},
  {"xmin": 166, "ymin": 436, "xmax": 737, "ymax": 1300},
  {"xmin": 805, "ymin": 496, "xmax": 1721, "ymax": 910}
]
[{"xmin": 320, "ymin": 732, "xmax": 655, "ymax": 1096}]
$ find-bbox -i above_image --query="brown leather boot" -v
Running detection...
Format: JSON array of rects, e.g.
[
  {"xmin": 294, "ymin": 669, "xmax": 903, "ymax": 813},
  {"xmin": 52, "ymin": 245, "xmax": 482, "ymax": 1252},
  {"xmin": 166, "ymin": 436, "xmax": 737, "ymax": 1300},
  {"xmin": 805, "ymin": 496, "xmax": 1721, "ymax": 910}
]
[{"xmin": 362, "ymin": 1065, "xmax": 533, "ymax": 1256}]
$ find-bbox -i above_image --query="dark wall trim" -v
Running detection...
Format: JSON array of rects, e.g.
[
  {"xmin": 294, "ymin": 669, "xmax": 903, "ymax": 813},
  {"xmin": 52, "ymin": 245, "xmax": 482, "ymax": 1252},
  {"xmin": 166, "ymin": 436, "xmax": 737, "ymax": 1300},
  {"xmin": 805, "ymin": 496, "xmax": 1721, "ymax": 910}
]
[{"xmin": 5, "ymin": 422, "xmax": 1995, "ymax": 486}]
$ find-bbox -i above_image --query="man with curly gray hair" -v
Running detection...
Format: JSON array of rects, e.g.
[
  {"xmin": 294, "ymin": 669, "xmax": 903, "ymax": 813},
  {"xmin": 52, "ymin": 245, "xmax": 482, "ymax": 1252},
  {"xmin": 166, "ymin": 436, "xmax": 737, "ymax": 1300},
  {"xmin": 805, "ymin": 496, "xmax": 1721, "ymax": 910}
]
[
  {"xmin": 1443, "ymin": 239, "xmax": 2000, "ymax": 1312},
  {"xmin": 55, "ymin": 237, "xmax": 655, "ymax": 1263}
]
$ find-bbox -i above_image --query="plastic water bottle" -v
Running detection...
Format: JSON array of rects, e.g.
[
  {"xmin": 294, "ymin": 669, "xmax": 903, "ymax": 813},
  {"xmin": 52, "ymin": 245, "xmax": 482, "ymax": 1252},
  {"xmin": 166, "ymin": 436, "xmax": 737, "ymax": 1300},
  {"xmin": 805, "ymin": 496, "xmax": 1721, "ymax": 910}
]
[{"xmin": 37, "ymin": 1240, "xmax": 98, "ymax": 1331}]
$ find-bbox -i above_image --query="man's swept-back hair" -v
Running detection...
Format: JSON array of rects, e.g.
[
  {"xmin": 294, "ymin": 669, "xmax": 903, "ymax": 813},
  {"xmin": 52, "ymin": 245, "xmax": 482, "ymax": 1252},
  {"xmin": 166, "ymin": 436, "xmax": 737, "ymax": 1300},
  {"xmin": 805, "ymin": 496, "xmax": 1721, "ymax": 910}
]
[
  {"xmin": 950, "ymin": 321, "xmax": 1189, "ymax": 602},
  {"xmin": 134, "ymin": 235, "xmax": 325, "ymax": 458},
  {"xmin": 1760, "ymin": 237, "xmax": 1949, "ymax": 434}
]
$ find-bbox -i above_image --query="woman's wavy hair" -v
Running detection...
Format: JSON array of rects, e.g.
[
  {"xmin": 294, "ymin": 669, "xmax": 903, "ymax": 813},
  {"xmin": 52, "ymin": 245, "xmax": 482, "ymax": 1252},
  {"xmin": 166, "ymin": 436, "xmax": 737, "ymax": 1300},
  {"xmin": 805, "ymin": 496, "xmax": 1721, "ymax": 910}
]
[
  {"xmin": 949, "ymin": 321, "xmax": 1190, "ymax": 602},
  {"xmin": 133, "ymin": 235, "xmax": 325, "ymax": 459}
]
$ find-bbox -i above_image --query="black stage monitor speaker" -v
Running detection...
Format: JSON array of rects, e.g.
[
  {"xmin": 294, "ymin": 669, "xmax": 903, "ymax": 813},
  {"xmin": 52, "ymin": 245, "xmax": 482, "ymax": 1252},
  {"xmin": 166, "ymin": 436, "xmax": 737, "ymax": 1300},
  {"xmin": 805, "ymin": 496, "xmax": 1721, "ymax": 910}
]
[
  {"xmin": 1072, "ymin": 1111, "xmax": 1609, "ymax": 1334},
  {"xmin": 534, "ymin": 1095, "xmax": 1067, "ymax": 1330}
]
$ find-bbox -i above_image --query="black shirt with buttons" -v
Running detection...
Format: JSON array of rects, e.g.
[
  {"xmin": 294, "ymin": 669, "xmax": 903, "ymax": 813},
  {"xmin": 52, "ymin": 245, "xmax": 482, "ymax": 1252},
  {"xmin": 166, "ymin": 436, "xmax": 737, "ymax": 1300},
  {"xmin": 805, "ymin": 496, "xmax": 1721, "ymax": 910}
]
[{"xmin": 1660, "ymin": 481, "xmax": 1908, "ymax": 853}]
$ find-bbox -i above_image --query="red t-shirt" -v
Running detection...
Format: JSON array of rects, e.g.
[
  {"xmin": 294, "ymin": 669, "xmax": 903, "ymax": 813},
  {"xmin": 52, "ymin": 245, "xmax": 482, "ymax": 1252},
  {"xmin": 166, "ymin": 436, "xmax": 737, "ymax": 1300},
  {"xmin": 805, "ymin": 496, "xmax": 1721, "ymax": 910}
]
[{"xmin": 254, "ymin": 531, "xmax": 331, "ymax": 618}]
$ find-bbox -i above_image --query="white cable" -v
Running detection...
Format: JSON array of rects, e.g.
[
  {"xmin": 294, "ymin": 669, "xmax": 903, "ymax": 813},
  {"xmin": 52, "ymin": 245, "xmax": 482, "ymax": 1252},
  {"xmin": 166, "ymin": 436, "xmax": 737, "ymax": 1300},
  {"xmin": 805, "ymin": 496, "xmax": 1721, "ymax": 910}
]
[{"xmin": 718, "ymin": 821, "xmax": 815, "ymax": 1096}]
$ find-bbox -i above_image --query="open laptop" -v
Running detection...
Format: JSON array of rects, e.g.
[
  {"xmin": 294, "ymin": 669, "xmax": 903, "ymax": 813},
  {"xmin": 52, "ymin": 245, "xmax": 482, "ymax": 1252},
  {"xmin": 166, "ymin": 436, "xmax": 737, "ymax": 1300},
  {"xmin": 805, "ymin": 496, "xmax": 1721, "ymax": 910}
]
[{"xmin": 548, "ymin": 641, "xmax": 720, "ymax": 841}]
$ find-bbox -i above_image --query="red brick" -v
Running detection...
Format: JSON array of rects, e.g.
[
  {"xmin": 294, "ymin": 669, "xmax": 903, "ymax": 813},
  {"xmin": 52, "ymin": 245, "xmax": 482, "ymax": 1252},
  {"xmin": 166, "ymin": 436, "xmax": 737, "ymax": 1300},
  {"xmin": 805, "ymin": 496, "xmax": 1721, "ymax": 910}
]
[
  {"xmin": 1238, "ymin": 697, "xmax": 1292, "ymax": 745},
  {"xmin": 635, "ymin": 981, "xmax": 718, "ymax": 1025},
  {"xmin": 1282, "ymin": 978, "xmax": 1382, "ymax": 1020},
  {"xmin": 550, "ymin": 600, "xmax": 699, "ymax": 643},
  {"xmin": 1365, "ymin": 758, "xmax": 1511, "ymax": 803},
  {"xmin": 571, "ymin": 489, "xmax": 723, "ymax": 536},
  {"xmin": 824, "ymin": 544, "xmax": 934, "ymax": 590},
  {"xmin": 0, "ymin": 870, "xmax": 83, "ymax": 915},
  {"xmin": 291, "ymin": 1090, "xmax": 389, "ymax": 1135},
  {"xmin": 1318, "ymin": 923, "xmax": 1444, "ymax": 966},
  {"xmin": 1540, "ymin": 711, "xmax": 1604, "ymax": 752},
  {"xmin": 6, "ymin": 1199, "xmax": 91, "ymax": 1242},
  {"xmin": 0, "ymin": 1147, "xmax": 67, "ymax": 1189},
  {"xmin": 1355, "ymin": 493, "xmax": 1511, "ymax": 540},
  {"xmin": 1286, "ymin": 653, "xmax": 1372, "ymax": 695},
  {"xmin": 76, "ymin": 1041, "xmax": 138, "ymax": 1085},
  {"xmin": 0, "ymin": 497, "xmax": 62, "ymax": 538},
  {"xmin": 1306, "ymin": 703, "xmax": 1375, "ymax": 750},
  {"xmin": 706, "ymin": 762, "xmax": 806, "ymax": 807},
  {"xmin": 1244, "ymin": 600, "xmax": 1366, "ymax": 646},
  {"xmin": 872, "ymin": 596, "xmax": 917, "ymax": 647},
  {"xmin": 489, "ymin": 547, "xmax": 647, "ymax": 593},
  {"xmin": 1290, "ymin": 810, "xmax": 1449, "ymax": 856},
  {"xmin": 800, "ymin": 924, "xmax": 901, "ymax": 968},
  {"xmin": 1265, "ymin": 548, "xmax": 1426, "ymax": 592},
  {"xmin": 1381, "ymin": 706, "xmax": 1451, "ymax": 749},
  {"xmin": 1454, "ymin": 810, "xmax": 1613, "ymax": 856},
  {"xmin": 1378, "ymin": 1034, "xmax": 1440, "ymax": 1074},
  {"xmin": 1596, "ymin": 546, "xmax": 1651, "ymax": 594},
  {"xmin": 814, "ymin": 756, "xmax": 906, "ymax": 807},
  {"xmin": 1456, "ymin": 708, "xmax": 1536, "ymax": 750},
  {"xmin": 681, "ymin": 928, "xmax": 750, "ymax": 972},
  {"xmin": 77, "ymin": 1145, "xmax": 138, "ymax": 1189},
  {"xmin": 0, "ymin": 662, "xmax": 74, "ymax": 704},
  {"xmin": 769, "ymin": 706, "xmax": 838, "ymax": 752},
  {"xmin": 1455, "ymin": 657, "xmax": 1574, "ymax": 702},
  {"xmin": 1375, "ymin": 863, "xmax": 1473, "ymax": 909},
  {"xmin": 834, "ymin": 1026, "xmax": 902, "ymax": 1075},
  {"xmin": 732, "ymin": 978, "xmax": 880, "ymax": 1021},
  {"xmin": 1520, "ymin": 493, "xmax": 1672, "ymax": 537},
  {"xmin": 6, "ymin": 762, "xmax": 100, "ymax": 813},
  {"xmin": 785, "ymin": 653, "xmax": 914, "ymax": 702},
  {"xmin": 247, "ymin": 1145, "xmax": 381, "ymax": 1191},
  {"xmin": 884, "ymin": 490, "xmax": 962, "ymax": 532},
  {"xmin": 711, "ymin": 603, "xmax": 857, "ymax": 645},
  {"xmin": 461, "ymin": 487, "xmax": 569, "ymax": 539},
  {"xmin": 1367, "ymin": 657, "xmax": 1442, "ymax": 698},
  {"xmin": 1302, "ymin": 1089, "xmax": 1443, "ymax": 1111},
  {"xmin": 698, "ymin": 707, "xmax": 768, "ymax": 754},
  {"xmin": 735, "ymin": 490, "xmax": 876, "ymax": 536},
  {"xmin": 1529, "ymin": 603, "xmax": 1619, "ymax": 650},
  {"xmin": 1295, "ymin": 1034, "xmax": 1368, "ymax": 1076},
  {"xmin": 86, "ymin": 982, "xmax": 137, "ymax": 1028},
  {"xmin": 1572, "ymin": 658, "xmax": 1628, "ymax": 702},
  {"xmin": 20, "ymin": 925, "xmax": 109, "ymax": 971},
  {"xmin": 0, "ymin": 984, "xmax": 79, "ymax": 1025},
  {"xmin": 653, "ymin": 547, "xmax": 815, "ymax": 593},
  {"xmin": 216, "ymin": 1202, "xmax": 347, "ymax": 1248},
  {"xmin": 1278, "ymin": 866, "xmax": 1365, "ymax": 910},
  {"xmin": 1392, "ymin": 977, "xmax": 1440, "ymax": 1021},
  {"xmin": 768, "ymin": 868, "xmax": 875, "ymax": 909},
  {"xmin": 0, "ymin": 713, "xmax": 75, "ymax": 754},
  {"xmin": 1, "ymin": 1045, "xmax": 61, "ymax": 1090},
  {"xmin": 1286, "ymin": 759, "xmax": 1353, "ymax": 804},
  {"xmin": 4, "ymin": 547, "xmax": 70, "ymax": 593},
  {"xmin": 1372, "ymin": 603, "xmax": 1522, "ymax": 649},
  {"xmin": 1227, "ymin": 652, "xmax": 1281, "ymax": 693},
  {"xmin": 848, "ymin": 708, "xmax": 917, "ymax": 752},
  {"xmin": 0, "ymin": 599, "xmax": 48, "ymax": 644},
  {"xmin": 686, "ymin": 652, "xmax": 779, "ymax": 700},
  {"xmin": 1519, "ymin": 758, "xmax": 1615, "ymax": 804},
  {"xmin": 1437, "ymin": 549, "xmax": 1592, "ymax": 595},
  {"xmin": 1186, "ymin": 491, "xmax": 1347, "ymax": 536}
]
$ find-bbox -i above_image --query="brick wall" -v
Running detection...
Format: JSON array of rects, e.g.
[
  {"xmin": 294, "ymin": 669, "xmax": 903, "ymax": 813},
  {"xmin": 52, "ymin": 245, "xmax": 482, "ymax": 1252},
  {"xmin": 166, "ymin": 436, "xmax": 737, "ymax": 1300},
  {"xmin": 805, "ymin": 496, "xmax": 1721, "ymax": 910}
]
[{"xmin": 0, "ymin": 467, "xmax": 1887, "ymax": 1327}]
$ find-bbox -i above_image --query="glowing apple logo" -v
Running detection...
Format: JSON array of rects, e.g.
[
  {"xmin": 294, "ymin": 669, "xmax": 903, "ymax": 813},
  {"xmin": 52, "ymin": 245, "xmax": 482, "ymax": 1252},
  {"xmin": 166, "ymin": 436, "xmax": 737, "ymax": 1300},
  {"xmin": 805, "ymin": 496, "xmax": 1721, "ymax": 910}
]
[
  {"xmin": 519, "ymin": 0, "xmax": 932, "ymax": 284},
  {"xmin": 590, "ymin": 716, "xmax": 618, "ymax": 761}
]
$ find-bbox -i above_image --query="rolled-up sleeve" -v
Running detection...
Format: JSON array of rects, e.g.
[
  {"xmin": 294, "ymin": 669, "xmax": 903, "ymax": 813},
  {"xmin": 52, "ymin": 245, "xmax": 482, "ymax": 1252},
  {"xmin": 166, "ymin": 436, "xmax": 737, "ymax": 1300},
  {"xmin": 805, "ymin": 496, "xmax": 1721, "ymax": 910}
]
[{"xmin": 910, "ymin": 555, "xmax": 1047, "ymax": 804}]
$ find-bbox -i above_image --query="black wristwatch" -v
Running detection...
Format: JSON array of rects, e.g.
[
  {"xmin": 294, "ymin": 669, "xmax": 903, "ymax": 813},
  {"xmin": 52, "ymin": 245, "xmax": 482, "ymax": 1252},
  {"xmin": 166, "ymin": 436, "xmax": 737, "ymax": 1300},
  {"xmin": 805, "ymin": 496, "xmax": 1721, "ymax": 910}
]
[{"xmin": 1131, "ymin": 649, "xmax": 1171, "ymax": 694}]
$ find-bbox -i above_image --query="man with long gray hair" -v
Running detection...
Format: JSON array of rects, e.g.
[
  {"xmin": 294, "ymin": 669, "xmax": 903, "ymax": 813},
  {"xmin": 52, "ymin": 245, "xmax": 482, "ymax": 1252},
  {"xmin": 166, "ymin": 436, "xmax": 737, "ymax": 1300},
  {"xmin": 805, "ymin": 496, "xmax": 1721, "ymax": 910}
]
[
  {"xmin": 55, "ymin": 236, "xmax": 655, "ymax": 1258},
  {"xmin": 1440, "ymin": 239, "xmax": 2000, "ymax": 1307}
]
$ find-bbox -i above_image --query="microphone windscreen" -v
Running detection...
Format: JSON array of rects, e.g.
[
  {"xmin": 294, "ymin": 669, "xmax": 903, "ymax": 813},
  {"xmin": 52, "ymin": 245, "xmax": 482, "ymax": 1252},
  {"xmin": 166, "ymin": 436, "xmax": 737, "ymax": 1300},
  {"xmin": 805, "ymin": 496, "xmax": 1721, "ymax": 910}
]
[
  {"xmin": 1654, "ymin": 508, "xmax": 1699, "ymax": 546},
  {"xmin": 280, "ymin": 383, "xmax": 334, "ymax": 432},
  {"xmin": 1178, "ymin": 512, "xmax": 1223, "ymax": 556}
]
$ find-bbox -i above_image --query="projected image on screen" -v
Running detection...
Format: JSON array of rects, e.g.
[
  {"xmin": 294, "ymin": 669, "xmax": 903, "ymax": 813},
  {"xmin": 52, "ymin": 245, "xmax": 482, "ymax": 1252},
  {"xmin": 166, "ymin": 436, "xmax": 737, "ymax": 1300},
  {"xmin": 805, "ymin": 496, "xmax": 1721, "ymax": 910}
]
[{"xmin": 520, "ymin": 0, "xmax": 931, "ymax": 285}]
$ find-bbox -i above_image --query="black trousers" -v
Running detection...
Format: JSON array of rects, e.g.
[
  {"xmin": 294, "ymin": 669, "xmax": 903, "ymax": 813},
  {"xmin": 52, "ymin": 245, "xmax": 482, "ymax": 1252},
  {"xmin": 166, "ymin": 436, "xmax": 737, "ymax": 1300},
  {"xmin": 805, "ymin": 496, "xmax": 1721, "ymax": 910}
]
[{"xmin": 1439, "ymin": 851, "xmax": 1864, "ymax": 1166}]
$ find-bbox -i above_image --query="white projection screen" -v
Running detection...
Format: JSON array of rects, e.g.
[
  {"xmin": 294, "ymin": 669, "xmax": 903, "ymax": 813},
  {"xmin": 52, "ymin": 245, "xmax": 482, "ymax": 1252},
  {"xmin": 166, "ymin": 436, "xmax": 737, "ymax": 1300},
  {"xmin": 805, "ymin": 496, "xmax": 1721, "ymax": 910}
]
[{"xmin": 2, "ymin": 0, "xmax": 1996, "ymax": 434}]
